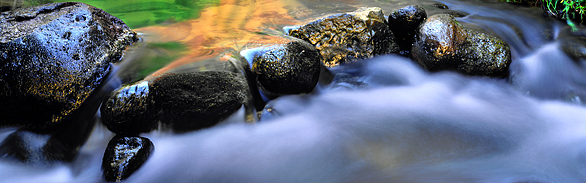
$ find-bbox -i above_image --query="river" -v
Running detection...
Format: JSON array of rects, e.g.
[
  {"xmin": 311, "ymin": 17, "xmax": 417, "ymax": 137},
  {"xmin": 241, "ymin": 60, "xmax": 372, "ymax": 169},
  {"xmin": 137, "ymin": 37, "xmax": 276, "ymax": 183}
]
[{"xmin": 2, "ymin": 0, "xmax": 586, "ymax": 182}]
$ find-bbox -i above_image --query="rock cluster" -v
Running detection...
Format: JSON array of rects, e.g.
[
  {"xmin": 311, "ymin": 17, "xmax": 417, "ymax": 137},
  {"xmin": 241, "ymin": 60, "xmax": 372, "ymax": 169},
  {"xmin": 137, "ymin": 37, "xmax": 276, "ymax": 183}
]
[
  {"xmin": 101, "ymin": 71, "xmax": 249, "ymax": 134},
  {"xmin": 0, "ymin": 2, "xmax": 516, "ymax": 182},
  {"xmin": 0, "ymin": 2, "xmax": 136, "ymax": 164}
]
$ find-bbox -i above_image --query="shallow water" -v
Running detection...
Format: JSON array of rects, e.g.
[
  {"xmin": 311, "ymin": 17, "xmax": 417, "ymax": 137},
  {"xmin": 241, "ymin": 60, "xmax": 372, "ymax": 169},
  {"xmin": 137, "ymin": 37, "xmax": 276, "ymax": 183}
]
[{"xmin": 2, "ymin": 0, "xmax": 586, "ymax": 182}]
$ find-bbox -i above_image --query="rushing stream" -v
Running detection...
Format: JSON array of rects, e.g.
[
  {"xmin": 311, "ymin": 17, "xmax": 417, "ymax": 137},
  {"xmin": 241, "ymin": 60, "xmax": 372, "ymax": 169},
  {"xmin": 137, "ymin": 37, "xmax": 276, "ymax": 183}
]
[{"xmin": 2, "ymin": 0, "xmax": 586, "ymax": 182}]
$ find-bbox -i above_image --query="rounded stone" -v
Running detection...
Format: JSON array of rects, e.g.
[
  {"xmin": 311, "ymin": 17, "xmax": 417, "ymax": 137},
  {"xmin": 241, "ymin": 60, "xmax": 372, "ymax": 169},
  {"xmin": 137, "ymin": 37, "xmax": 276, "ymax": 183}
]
[
  {"xmin": 150, "ymin": 71, "xmax": 249, "ymax": 132},
  {"xmin": 100, "ymin": 81, "xmax": 157, "ymax": 135},
  {"xmin": 251, "ymin": 40, "xmax": 322, "ymax": 95},
  {"xmin": 411, "ymin": 14, "xmax": 511, "ymax": 77},
  {"xmin": 102, "ymin": 136, "xmax": 154, "ymax": 182}
]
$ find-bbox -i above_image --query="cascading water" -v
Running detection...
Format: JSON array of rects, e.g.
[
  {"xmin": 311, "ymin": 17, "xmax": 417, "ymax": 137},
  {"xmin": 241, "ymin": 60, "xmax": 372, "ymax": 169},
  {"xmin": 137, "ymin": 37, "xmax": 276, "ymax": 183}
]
[{"xmin": 2, "ymin": 0, "xmax": 586, "ymax": 182}]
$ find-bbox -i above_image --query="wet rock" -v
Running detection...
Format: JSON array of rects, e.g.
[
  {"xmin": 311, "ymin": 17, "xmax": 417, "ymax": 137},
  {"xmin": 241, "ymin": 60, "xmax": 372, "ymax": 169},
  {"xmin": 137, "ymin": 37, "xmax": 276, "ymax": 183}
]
[
  {"xmin": 248, "ymin": 40, "xmax": 322, "ymax": 95},
  {"xmin": 0, "ymin": 2, "xmax": 137, "ymax": 130},
  {"xmin": 388, "ymin": 5, "xmax": 427, "ymax": 53},
  {"xmin": 559, "ymin": 27, "xmax": 586, "ymax": 61},
  {"xmin": 150, "ymin": 71, "xmax": 248, "ymax": 132},
  {"xmin": 286, "ymin": 7, "xmax": 399, "ymax": 67},
  {"xmin": 100, "ymin": 81, "xmax": 157, "ymax": 135},
  {"xmin": 102, "ymin": 136, "xmax": 153, "ymax": 182},
  {"xmin": 411, "ymin": 14, "xmax": 511, "ymax": 77}
]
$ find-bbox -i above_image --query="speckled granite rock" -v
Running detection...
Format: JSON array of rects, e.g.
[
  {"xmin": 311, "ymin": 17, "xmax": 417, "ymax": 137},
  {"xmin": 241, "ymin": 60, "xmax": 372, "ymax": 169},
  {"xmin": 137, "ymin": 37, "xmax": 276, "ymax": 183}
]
[
  {"xmin": 286, "ymin": 7, "xmax": 399, "ymax": 67},
  {"xmin": 0, "ymin": 2, "xmax": 137, "ymax": 130}
]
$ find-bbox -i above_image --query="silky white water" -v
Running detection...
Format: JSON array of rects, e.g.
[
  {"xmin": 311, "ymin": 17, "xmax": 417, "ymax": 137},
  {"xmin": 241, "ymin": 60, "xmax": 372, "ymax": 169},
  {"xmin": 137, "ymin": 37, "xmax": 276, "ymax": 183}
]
[{"xmin": 2, "ymin": 0, "xmax": 586, "ymax": 182}]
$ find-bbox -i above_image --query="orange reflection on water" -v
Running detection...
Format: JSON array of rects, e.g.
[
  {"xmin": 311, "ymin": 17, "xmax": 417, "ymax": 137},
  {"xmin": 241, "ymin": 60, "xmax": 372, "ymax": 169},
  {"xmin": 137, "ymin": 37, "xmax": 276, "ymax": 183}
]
[{"xmin": 136, "ymin": 0, "xmax": 306, "ymax": 77}]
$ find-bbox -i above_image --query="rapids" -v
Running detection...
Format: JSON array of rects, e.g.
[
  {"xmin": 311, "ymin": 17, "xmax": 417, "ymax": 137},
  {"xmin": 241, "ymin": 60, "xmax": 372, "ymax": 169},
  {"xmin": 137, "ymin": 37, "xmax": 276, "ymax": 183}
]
[{"xmin": 2, "ymin": 0, "xmax": 586, "ymax": 182}]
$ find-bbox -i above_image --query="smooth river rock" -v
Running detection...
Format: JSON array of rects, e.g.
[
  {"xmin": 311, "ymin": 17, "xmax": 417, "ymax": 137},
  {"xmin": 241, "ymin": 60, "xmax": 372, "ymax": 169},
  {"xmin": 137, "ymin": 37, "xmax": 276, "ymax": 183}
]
[
  {"xmin": 100, "ymin": 81, "xmax": 157, "ymax": 135},
  {"xmin": 411, "ymin": 14, "xmax": 511, "ymax": 77},
  {"xmin": 102, "ymin": 136, "xmax": 154, "ymax": 182},
  {"xmin": 151, "ymin": 71, "xmax": 249, "ymax": 132},
  {"xmin": 286, "ymin": 7, "xmax": 400, "ymax": 67},
  {"xmin": 0, "ymin": 2, "xmax": 137, "ymax": 130},
  {"xmin": 249, "ymin": 40, "xmax": 322, "ymax": 95}
]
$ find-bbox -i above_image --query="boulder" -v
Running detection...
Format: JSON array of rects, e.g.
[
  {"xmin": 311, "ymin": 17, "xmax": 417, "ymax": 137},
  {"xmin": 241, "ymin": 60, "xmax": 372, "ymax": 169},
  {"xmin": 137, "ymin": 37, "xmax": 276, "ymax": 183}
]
[
  {"xmin": 100, "ymin": 81, "xmax": 157, "ymax": 135},
  {"xmin": 286, "ymin": 7, "xmax": 399, "ymax": 67},
  {"xmin": 102, "ymin": 136, "xmax": 154, "ymax": 182},
  {"xmin": 388, "ymin": 5, "xmax": 427, "ymax": 53},
  {"xmin": 150, "ymin": 71, "xmax": 249, "ymax": 132},
  {"xmin": 0, "ymin": 2, "xmax": 137, "ymax": 130},
  {"xmin": 247, "ymin": 40, "xmax": 322, "ymax": 95},
  {"xmin": 411, "ymin": 14, "xmax": 511, "ymax": 77}
]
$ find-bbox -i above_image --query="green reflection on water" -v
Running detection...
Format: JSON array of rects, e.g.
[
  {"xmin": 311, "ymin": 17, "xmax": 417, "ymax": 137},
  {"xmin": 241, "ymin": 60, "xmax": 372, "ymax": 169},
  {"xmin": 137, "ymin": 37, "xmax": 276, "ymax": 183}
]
[
  {"xmin": 136, "ymin": 42, "xmax": 188, "ymax": 81},
  {"xmin": 36, "ymin": 0, "xmax": 219, "ymax": 28}
]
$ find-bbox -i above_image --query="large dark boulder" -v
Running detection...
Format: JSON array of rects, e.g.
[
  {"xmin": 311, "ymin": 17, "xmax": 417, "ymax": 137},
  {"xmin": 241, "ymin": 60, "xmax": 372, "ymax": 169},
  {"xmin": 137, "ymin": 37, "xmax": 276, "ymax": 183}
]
[
  {"xmin": 100, "ymin": 81, "xmax": 157, "ymax": 135},
  {"xmin": 411, "ymin": 14, "xmax": 511, "ymax": 77},
  {"xmin": 151, "ymin": 71, "xmax": 249, "ymax": 132},
  {"xmin": 0, "ymin": 2, "xmax": 137, "ymax": 130},
  {"xmin": 248, "ymin": 40, "xmax": 322, "ymax": 95},
  {"xmin": 286, "ymin": 7, "xmax": 399, "ymax": 67},
  {"xmin": 102, "ymin": 136, "xmax": 154, "ymax": 182}
]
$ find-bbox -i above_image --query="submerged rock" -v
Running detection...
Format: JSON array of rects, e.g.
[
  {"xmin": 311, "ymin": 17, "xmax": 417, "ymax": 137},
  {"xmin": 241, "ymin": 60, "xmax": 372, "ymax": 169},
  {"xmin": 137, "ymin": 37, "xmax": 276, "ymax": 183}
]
[
  {"xmin": 101, "ymin": 81, "xmax": 157, "ymax": 135},
  {"xmin": 388, "ymin": 5, "xmax": 427, "ymax": 53},
  {"xmin": 411, "ymin": 14, "xmax": 511, "ymax": 77},
  {"xmin": 151, "ymin": 71, "xmax": 249, "ymax": 132},
  {"xmin": 286, "ymin": 7, "xmax": 399, "ymax": 67},
  {"xmin": 249, "ymin": 40, "xmax": 322, "ymax": 95},
  {"xmin": 0, "ymin": 2, "xmax": 137, "ymax": 130},
  {"xmin": 102, "ymin": 136, "xmax": 154, "ymax": 182}
]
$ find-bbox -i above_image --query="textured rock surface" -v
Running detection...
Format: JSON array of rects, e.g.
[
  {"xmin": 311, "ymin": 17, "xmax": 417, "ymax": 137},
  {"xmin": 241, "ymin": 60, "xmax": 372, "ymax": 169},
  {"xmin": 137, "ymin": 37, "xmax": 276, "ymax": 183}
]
[
  {"xmin": 388, "ymin": 5, "xmax": 427, "ymax": 53},
  {"xmin": 287, "ymin": 7, "xmax": 399, "ymax": 67},
  {"xmin": 250, "ymin": 40, "xmax": 322, "ymax": 95},
  {"xmin": 0, "ymin": 2, "xmax": 137, "ymax": 130},
  {"xmin": 102, "ymin": 136, "xmax": 154, "ymax": 182},
  {"xmin": 101, "ymin": 81, "xmax": 156, "ymax": 135},
  {"xmin": 151, "ymin": 71, "xmax": 249, "ymax": 132},
  {"xmin": 411, "ymin": 14, "xmax": 511, "ymax": 77}
]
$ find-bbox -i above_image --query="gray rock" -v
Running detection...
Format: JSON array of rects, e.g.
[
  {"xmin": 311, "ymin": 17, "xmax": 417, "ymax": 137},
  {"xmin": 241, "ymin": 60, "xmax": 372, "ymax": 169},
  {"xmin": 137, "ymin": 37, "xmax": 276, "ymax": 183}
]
[
  {"xmin": 0, "ymin": 2, "xmax": 137, "ymax": 130},
  {"xmin": 102, "ymin": 136, "xmax": 154, "ymax": 182},
  {"xmin": 250, "ymin": 40, "xmax": 322, "ymax": 95},
  {"xmin": 411, "ymin": 14, "xmax": 511, "ymax": 77},
  {"xmin": 150, "ymin": 71, "xmax": 249, "ymax": 132},
  {"xmin": 286, "ymin": 7, "xmax": 399, "ymax": 67},
  {"xmin": 100, "ymin": 81, "xmax": 157, "ymax": 135}
]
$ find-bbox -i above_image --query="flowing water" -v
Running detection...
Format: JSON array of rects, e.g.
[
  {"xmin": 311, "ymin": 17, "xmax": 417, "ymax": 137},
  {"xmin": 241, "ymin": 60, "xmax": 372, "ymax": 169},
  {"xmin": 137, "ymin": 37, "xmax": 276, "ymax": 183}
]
[{"xmin": 2, "ymin": 0, "xmax": 586, "ymax": 182}]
